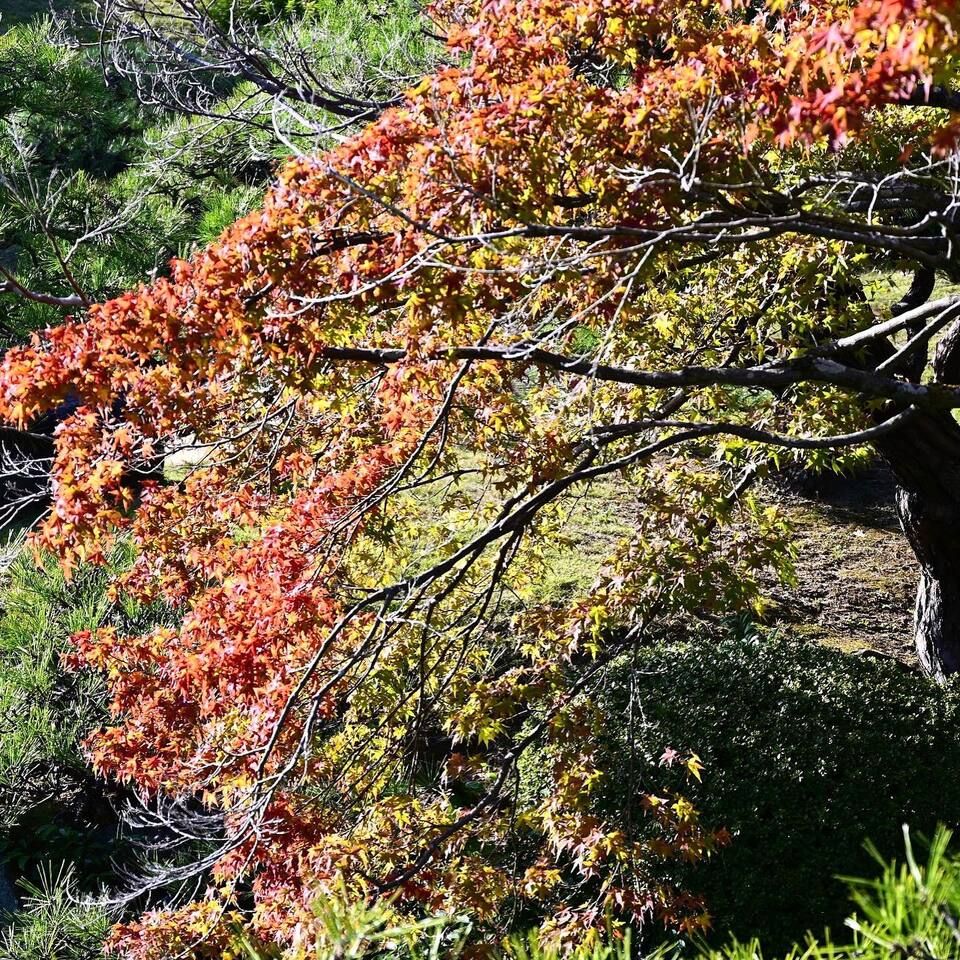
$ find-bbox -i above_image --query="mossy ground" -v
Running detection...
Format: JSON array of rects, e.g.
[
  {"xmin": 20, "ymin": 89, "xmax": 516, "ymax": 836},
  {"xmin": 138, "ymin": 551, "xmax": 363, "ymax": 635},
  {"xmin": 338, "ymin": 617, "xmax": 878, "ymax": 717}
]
[
  {"xmin": 759, "ymin": 466, "xmax": 918, "ymax": 663},
  {"xmin": 516, "ymin": 461, "xmax": 921, "ymax": 664}
]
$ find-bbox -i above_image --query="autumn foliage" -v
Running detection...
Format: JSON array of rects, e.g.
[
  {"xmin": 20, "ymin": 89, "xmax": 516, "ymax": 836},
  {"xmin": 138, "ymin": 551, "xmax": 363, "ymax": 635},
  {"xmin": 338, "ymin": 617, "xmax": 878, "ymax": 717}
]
[{"xmin": 0, "ymin": 0, "xmax": 959, "ymax": 954}]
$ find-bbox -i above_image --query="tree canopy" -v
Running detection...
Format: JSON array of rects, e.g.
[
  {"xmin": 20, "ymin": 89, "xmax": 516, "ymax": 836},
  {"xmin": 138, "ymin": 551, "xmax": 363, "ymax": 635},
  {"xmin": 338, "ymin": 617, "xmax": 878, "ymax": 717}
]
[{"xmin": 2, "ymin": 0, "xmax": 960, "ymax": 954}]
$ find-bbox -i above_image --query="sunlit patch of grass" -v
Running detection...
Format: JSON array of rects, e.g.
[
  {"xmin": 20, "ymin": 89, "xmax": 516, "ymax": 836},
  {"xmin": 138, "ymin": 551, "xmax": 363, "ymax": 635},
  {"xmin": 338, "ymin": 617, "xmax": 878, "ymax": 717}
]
[
  {"xmin": 861, "ymin": 269, "xmax": 960, "ymax": 315},
  {"xmin": 531, "ymin": 477, "xmax": 636, "ymax": 603}
]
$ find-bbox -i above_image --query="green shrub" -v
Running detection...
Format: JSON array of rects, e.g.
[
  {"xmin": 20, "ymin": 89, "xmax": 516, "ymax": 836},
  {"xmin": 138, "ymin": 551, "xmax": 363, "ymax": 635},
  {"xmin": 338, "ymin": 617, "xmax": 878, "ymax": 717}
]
[
  {"xmin": 503, "ymin": 827, "xmax": 960, "ymax": 959},
  {"xmin": 0, "ymin": 20, "xmax": 145, "ymax": 178},
  {"xmin": 595, "ymin": 634, "xmax": 960, "ymax": 950},
  {"xmin": 0, "ymin": 545, "xmax": 175, "ymax": 887},
  {"xmin": 0, "ymin": 865, "xmax": 109, "ymax": 960},
  {"xmin": 694, "ymin": 825, "xmax": 960, "ymax": 960},
  {"xmin": 505, "ymin": 930, "xmax": 634, "ymax": 960}
]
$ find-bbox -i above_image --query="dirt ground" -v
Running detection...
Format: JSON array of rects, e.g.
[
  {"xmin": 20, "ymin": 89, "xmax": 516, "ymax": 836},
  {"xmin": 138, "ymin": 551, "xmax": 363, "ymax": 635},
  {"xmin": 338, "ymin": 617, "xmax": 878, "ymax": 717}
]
[{"xmin": 760, "ymin": 465, "xmax": 920, "ymax": 665}]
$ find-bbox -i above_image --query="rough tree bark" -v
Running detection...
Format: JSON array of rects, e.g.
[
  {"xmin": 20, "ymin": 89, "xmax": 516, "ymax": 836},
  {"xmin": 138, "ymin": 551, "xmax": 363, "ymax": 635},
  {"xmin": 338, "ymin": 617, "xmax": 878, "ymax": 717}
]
[
  {"xmin": 873, "ymin": 279, "xmax": 960, "ymax": 680},
  {"xmin": 879, "ymin": 412, "xmax": 960, "ymax": 679}
]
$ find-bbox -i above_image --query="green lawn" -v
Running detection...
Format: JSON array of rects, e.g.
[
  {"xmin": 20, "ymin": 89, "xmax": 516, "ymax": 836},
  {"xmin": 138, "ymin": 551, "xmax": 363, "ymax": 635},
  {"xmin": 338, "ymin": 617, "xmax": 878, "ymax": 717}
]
[{"xmin": 862, "ymin": 269, "xmax": 960, "ymax": 314}]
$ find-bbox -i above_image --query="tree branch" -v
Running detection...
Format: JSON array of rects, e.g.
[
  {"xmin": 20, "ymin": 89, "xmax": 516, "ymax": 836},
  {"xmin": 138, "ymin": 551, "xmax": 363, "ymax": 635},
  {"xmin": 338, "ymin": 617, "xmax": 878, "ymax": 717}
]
[
  {"xmin": 314, "ymin": 344, "xmax": 960, "ymax": 409},
  {"xmin": 0, "ymin": 268, "xmax": 85, "ymax": 309}
]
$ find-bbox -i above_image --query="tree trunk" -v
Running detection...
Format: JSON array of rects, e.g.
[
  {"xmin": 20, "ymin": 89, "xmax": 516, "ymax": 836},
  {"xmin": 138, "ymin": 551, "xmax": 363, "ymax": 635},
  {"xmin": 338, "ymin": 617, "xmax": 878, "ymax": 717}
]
[
  {"xmin": 873, "ymin": 313, "xmax": 960, "ymax": 680},
  {"xmin": 896, "ymin": 486, "xmax": 960, "ymax": 680}
]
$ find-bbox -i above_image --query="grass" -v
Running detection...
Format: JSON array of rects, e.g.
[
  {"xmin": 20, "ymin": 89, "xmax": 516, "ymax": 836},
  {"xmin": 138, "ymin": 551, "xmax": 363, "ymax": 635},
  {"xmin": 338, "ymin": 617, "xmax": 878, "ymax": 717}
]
[
  {"xmin": 861, "ymin": 269, "xmax": 960, "ymax": 314},
  {"xmin": 529, "ymin": 476, "xmax": 636, "ymax": 602}
]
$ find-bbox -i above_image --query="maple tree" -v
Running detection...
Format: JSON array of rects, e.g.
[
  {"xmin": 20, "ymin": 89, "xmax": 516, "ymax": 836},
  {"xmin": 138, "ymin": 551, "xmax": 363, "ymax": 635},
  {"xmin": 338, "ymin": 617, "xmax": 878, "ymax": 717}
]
[{"xmin": 2, "ymin": 0, "xmax": 960, "ymax": 954}]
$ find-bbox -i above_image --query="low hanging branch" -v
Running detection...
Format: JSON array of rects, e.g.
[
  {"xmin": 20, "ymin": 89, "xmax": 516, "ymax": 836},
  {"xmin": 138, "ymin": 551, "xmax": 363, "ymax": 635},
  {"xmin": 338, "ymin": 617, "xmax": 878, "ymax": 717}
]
[{"xmin": 3, "ymin": 0, "xmax": 960, "ymax": 956}]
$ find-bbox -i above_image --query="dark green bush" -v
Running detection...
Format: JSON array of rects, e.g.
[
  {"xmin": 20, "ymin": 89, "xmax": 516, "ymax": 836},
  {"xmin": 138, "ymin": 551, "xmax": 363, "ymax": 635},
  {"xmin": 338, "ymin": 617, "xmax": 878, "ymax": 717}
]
[{"xmin": 596, "ymin": 634, "xmax": 960, "ymax": 950}]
